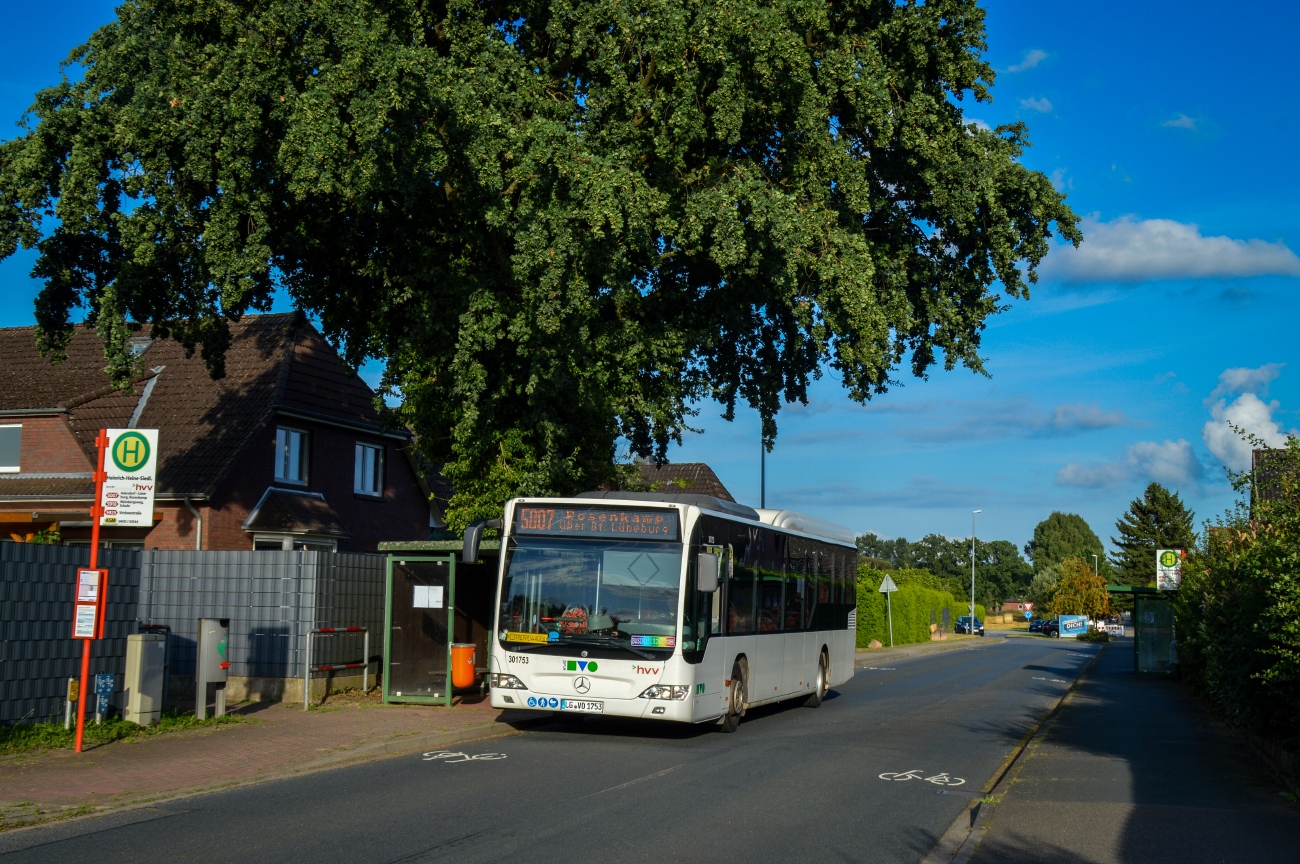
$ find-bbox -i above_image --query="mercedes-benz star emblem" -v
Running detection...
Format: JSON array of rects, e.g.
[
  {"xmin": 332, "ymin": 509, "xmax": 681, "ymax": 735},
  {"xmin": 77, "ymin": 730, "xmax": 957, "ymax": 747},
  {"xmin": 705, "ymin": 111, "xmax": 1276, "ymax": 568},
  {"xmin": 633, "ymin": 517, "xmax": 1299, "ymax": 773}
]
[{"xmin": 573, "ymin": 676, "xmax": 591, "ymax": 694}]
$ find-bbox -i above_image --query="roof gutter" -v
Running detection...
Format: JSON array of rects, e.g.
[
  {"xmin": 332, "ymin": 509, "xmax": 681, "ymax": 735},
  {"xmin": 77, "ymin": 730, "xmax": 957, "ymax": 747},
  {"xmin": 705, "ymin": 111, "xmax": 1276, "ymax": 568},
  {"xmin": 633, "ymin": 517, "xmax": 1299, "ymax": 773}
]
[
  {"xmin": 274, "ymin": 407, "xmax": 412, "ymax": 441},
  {"xmin": 0, "ymin": 408, "xmax": 68, "ymax": 417}
]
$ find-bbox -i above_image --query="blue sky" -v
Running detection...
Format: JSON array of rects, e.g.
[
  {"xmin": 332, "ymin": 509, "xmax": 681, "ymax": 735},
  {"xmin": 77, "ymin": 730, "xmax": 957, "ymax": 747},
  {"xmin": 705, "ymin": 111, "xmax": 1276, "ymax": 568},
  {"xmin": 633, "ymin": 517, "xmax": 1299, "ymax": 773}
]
[{"xmin": 2, "ymin": 1, "xmax": 1297, "ymax": 554}]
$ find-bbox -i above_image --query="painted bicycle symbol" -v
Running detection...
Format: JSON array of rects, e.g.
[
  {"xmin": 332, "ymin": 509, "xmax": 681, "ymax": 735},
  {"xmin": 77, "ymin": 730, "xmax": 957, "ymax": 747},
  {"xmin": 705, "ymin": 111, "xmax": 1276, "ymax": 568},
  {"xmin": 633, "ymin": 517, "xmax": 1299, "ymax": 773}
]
[
  {"xmin": 878, "ymin": 769, "xmax": 966, "ymax": 786},
  {"xmin": 422, "ymin": 750, "xmax": 507, "ymax": 763}
]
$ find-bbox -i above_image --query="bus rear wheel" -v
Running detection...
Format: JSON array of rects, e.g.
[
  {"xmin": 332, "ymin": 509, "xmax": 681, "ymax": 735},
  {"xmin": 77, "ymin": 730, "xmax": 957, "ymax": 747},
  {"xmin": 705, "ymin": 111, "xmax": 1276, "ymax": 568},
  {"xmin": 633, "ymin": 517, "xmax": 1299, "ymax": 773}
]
[
  {"xmin": 719, "ymin": 660, "xmax": 747, "ymax": 733},
  {"xmin": 804, "ymin": 651, "xmax": 829, "ymax": 708}
]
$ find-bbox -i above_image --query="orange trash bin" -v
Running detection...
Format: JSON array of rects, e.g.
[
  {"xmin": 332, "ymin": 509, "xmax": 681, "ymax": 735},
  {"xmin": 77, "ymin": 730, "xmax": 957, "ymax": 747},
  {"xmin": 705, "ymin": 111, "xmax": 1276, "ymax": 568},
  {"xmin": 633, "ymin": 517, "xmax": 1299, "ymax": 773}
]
[{"xmin": 451, "ymin": 643, "xmax": 477, "ymax": 690}]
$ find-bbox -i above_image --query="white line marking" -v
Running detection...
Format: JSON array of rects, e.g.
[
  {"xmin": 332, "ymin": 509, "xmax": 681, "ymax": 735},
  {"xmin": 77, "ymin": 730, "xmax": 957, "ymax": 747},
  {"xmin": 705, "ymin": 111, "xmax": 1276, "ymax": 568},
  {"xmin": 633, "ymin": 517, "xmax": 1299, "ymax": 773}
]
[{"xmin": 422, "ymin": 750, "xmax": 507, "ymax": 763}]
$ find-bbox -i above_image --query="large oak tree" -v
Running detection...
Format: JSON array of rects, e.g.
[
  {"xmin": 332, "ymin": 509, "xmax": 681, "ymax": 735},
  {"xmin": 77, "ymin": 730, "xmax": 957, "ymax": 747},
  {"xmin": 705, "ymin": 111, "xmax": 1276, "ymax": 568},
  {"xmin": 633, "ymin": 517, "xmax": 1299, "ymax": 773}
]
[{"xmin": 0, "ymin": 1, "xmax": 1079, "ymax": 527}]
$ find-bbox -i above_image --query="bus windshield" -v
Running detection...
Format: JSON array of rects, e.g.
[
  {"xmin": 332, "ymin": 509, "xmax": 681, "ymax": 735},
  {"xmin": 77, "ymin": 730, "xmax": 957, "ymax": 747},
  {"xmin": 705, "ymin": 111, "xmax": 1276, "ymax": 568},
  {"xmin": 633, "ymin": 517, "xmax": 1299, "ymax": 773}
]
[{"xmin": 498, "ymin": 537, "xmax": 683, "ymax": 656}]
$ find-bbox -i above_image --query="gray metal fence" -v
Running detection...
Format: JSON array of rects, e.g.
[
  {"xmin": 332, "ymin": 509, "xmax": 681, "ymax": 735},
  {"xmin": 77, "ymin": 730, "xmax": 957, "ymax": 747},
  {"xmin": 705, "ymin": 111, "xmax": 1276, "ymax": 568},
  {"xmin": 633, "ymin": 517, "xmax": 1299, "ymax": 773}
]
[
  {"xmin": 0, "ymin": 542, "xmax": 141, "ymax": 725},
  {"xmin": 137, "ymin": 550, "xmax": 386, "ymax": 685},
  {"xmin": 0, "ymin": 543, "xmax": 386, "ymax": 725}
]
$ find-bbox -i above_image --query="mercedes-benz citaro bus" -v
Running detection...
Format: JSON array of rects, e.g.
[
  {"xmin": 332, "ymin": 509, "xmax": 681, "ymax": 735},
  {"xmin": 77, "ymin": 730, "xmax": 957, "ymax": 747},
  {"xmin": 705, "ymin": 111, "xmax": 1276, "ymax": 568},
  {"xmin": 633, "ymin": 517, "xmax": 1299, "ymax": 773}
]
[{"xmin": 477, "ymin": 491, "xmax": 858, "ymax": 731}]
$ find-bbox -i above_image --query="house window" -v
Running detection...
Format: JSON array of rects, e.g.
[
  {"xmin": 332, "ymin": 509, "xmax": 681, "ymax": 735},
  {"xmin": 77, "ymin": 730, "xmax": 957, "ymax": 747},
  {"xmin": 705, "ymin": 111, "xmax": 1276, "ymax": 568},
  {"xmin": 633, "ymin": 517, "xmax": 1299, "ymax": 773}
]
[
  {"xmin": 0, "ymin": 424, "xmax": 20, "ymax": 473},
  {"xmin": 274, "ymin": 427, "xmax": 308, "ymax": 484},
  {"xmin": 354, "ymin": 442, "xmax": 384, "ymax": 496},
  {"xmin": 253, "ymin": 534, "xmax": 337, "ymax": 552}
]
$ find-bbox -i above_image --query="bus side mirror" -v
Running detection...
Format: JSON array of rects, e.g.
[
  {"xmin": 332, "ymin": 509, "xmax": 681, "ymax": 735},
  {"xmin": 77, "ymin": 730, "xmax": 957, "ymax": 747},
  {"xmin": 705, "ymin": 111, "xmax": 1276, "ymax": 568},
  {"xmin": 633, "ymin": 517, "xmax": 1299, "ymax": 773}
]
[
  {"xmin": 462, "ymin": 518, "xmax": 503, "ymax": 563},
  {"xmin": 697, "ymin": 552, "xmax": 720, "ymax": 593}
]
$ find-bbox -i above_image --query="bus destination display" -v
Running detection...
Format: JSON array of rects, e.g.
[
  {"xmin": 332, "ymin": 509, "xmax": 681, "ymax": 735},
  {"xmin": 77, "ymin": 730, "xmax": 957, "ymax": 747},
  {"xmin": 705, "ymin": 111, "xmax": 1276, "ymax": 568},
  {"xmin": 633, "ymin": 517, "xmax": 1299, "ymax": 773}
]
[{"xmin": 515, "ymin": 506, "xmax": 679, "ymax": 541}]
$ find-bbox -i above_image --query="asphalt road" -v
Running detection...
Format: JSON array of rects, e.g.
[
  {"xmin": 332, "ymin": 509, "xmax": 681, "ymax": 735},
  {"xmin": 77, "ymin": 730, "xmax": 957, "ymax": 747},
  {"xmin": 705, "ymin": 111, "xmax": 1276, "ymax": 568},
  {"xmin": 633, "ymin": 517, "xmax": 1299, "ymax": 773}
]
[{"xmin": 1, "ymin": 636, "xmax": 1099, "ymax": 864}]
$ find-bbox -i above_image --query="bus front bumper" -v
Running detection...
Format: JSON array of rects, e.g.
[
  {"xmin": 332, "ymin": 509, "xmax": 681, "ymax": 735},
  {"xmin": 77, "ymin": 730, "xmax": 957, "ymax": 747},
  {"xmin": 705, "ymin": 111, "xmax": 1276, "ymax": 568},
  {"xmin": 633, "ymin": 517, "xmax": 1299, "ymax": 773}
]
[{"xmin": 489, "ymin": 689, "xmax": 696, "ymax": 721}]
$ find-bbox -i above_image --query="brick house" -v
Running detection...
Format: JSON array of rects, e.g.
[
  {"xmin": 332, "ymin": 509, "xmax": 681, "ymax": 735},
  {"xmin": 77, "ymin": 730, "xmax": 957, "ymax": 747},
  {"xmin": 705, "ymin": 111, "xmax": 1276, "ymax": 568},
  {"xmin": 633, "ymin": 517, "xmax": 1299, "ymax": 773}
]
[{"xmin": 0, "ymin": 314, "xmax": 434, "ymax": 551}]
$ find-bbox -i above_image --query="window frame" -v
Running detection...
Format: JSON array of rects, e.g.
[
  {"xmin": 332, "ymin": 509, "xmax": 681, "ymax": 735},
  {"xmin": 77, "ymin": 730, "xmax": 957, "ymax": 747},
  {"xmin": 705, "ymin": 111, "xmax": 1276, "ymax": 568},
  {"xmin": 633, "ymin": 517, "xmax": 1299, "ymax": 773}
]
[
  {"xmin": 353, "ymin": 441, "xmax": 385, "ymax": 497},
  {"xmin": 0, "ymin": 423, "xmax": 21, "ymax": 473},
  {"xmin": 273, "ymin": 426, "xmax": 310, "ymax": 485}
]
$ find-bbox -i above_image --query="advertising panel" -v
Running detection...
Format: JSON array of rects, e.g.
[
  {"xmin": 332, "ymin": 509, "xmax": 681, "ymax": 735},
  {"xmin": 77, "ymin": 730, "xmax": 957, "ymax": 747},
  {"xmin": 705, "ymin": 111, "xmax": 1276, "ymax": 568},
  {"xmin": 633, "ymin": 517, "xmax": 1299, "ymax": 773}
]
[{"xmin": 1059, "ymin": 615, "xmax": 1088, "ymax": 639}]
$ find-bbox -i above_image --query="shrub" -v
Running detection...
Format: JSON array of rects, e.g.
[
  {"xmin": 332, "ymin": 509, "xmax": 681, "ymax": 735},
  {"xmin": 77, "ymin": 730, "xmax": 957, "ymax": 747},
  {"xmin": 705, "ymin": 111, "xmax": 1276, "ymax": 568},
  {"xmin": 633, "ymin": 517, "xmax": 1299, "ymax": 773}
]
[
  {"xmin": 856, "ymin": 566, "xmax": 985, "ymax": 647},
  {"xmin": 1174, "ymin": 434, "xmax": 1300, "ymax": 749}
]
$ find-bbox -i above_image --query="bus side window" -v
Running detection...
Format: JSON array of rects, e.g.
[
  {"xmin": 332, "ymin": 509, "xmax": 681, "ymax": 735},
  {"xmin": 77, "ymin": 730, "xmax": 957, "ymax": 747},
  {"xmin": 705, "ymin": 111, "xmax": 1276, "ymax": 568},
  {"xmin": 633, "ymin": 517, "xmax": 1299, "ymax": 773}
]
[{"xmin": 728, "ymin": 560, "xmax": 756, "ymax": 635}]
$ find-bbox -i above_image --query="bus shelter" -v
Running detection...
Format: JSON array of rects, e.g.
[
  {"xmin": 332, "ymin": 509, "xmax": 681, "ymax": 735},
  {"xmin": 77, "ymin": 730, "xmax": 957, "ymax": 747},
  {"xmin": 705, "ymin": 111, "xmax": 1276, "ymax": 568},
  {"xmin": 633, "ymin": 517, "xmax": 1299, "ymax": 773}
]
[
  {"xmin": 1108, "ymin": 586, "xmax": 1177, "ymax": 676},
  {"xmin": 381, "ymin": 541, "xmax": 500, "ymax": 706}
]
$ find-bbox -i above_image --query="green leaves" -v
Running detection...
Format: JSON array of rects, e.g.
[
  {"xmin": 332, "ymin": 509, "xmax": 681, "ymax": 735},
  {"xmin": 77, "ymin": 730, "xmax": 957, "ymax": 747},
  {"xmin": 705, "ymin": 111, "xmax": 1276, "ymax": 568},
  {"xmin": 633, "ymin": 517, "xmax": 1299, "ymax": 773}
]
[{"xmin": 0, "ymin": 1, "xmax": 1078, "ymax": 528}]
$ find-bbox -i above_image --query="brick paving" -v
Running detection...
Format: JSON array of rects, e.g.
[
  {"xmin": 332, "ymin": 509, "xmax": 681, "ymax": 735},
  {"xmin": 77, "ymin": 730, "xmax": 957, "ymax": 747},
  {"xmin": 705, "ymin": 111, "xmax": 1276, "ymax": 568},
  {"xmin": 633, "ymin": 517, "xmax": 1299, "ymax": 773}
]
[{"xmin": 0, "ymin": 695, "xmax": 518, "ymax": 829}]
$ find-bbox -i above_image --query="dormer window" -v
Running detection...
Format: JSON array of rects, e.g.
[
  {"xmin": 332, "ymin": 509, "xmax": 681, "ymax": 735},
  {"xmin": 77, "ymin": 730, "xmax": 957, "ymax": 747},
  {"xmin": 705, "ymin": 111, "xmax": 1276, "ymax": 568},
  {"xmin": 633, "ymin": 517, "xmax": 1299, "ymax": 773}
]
[{"xmin": 274, "ymin": 427, "xmax": 308, "ymax": 484}]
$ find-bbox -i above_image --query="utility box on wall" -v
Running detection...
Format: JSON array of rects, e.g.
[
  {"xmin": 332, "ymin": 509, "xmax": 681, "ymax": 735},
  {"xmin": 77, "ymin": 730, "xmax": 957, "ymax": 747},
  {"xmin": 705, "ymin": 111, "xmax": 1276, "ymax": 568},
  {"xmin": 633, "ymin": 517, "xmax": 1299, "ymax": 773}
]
[{"xmin": 124, "ymin": 632, "xmax": 166, "ymax": 726}]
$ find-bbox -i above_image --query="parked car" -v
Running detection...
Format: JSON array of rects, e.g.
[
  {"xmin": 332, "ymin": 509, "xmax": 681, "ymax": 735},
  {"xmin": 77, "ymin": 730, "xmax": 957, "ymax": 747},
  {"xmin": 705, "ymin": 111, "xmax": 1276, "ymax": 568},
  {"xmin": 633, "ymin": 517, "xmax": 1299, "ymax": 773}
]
[
  {"xmin": 955, "ymin": 616, "xmax": 985, "ymax": 636},
  {"xmin": 1042, "ymin": 618, "xmax": 1061, "ymax": 638},
  {"xmin": 1028, "ymin": 618, "xmax": 1047, "ymax": 633}
]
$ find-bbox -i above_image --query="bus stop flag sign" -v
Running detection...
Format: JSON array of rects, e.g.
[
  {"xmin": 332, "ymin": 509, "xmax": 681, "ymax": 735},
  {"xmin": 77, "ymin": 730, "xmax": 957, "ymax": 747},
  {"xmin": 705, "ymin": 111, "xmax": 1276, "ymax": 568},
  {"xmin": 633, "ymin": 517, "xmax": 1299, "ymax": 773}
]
[
  {"xmin": 1156, "ymin": 549, "xmax": 1184, "ymax": 591},
  {"xmin": 100, "ymin": 429, "xmax": 158, "ymax": 526}
]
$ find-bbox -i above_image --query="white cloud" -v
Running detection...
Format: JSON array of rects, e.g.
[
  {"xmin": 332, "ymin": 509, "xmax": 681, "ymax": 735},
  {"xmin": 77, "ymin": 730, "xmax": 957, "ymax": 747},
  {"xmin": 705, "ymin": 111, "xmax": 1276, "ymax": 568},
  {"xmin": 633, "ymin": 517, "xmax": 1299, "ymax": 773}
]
[
  {"xmin": 1051, "ymin": 403, "xmax": 1129, "ymax": 431},
  {"xmin": 967, "ymin": 118, "xmax": 991, "ymax": 132},
  {"xmin": 1056, "ymin": 439, "xmax": 1203, "ymax": 488},
  {"xmin": 1020, "ymin": 97, "xmax": 1053, "ymax": 112},
  {"xmin": 1207, "ymin": 363, "xmax": 1284, "ymax": 402},
  {"xmin": 1203, "ymin": 393, "xmax": 1292, "ymax": 471},
  {"xmin": 1008, "ymin": 49, "xmax": 1049, "ymax": 73},
  {"xmin": 1163, "ymin": 113, "xmax": 1197, "ymax": 130},
  {"xmin": 1045, "ymin": 215, "xmax": 1300, "ymax": 282}
]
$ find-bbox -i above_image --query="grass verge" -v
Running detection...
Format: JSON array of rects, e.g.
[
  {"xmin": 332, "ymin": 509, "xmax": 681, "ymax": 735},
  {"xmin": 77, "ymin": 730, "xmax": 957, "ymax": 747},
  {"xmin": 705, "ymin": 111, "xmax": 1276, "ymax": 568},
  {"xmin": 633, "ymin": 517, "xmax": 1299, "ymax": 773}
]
[{"xmin": 0, "ymin": 708, "xmax": 249, "ymax": 756}]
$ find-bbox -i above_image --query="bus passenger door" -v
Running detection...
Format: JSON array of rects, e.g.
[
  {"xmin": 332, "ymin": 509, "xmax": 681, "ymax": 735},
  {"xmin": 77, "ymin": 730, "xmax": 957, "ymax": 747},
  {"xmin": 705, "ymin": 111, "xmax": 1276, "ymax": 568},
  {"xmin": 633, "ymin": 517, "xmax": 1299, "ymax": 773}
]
[{"xmin": 692, "ymin": 545, "xmax": 727, "ymax": 721}]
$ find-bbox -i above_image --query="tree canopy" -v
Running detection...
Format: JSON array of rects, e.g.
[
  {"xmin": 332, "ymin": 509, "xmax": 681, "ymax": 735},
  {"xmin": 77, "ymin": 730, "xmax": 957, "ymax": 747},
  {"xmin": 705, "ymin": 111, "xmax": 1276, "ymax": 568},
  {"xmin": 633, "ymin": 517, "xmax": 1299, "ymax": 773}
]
[
  {"xmin": 1049, "ymin": 556, "xmax": 1112, "ymax": 619},
  {"xmin": 0, "ymin": 0, "xmax": 1079, "ymax": 527},
  {"xmin": 1025, "ymin": 512, "xmax": 1113, "ymax": 581},
  {"xmin": 855, "ymin": 531, "xmax": 1033, "ymax": 602},
  {"xmin": 1110, "ymin": 482, "xmax": 1196, "ymax": 586}
]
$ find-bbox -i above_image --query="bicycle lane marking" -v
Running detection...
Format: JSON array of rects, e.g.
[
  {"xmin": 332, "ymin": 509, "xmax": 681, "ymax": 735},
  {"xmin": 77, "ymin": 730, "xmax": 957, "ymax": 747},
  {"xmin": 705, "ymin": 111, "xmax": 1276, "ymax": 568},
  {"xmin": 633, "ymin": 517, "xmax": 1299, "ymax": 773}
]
[{"xmin": 879, "ymin": 770, "xmax": 966, "ymax": 786}]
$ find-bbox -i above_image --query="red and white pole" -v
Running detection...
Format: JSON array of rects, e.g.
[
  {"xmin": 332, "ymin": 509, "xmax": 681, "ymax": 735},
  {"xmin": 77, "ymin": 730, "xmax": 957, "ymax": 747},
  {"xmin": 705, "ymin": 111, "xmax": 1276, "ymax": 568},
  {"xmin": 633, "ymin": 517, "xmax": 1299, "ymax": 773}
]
[{"xmin": 75, "ymin": 430, "xmax": 108, "ymax": 753}]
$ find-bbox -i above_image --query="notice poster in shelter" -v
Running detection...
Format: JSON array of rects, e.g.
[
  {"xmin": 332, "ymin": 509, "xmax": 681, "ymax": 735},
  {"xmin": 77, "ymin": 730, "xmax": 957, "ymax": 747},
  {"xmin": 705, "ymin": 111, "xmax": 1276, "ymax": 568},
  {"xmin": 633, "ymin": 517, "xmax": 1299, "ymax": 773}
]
[
  {"xmin": 100, "ymin": 429, "xmax": 158, "ymax": 526},
  {"xmin": 413, "ymin": 585, "xmax": 445, "ymax": 609}
]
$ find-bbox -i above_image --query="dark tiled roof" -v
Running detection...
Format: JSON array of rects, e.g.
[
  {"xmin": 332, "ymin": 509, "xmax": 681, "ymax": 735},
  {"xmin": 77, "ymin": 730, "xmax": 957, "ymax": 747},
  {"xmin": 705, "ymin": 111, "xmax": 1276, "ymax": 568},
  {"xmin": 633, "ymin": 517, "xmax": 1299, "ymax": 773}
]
[
  {"xmin": 0, "ymin": 477, "xmax": 95, "ymax": 498},
  {"xmin": 634, "ymin": 462, "xmax": 735, "ymax": 502},
  {"xmin": 0, "ymin": 327, "xmax": 122, "ymax": 411},
  {"xmin": 241, "ymin": 488, "xmax": 348, "ymax": 536},
  {"xmin": 0, "ymin": 314, "xmax": 394, "ymax": 498}
]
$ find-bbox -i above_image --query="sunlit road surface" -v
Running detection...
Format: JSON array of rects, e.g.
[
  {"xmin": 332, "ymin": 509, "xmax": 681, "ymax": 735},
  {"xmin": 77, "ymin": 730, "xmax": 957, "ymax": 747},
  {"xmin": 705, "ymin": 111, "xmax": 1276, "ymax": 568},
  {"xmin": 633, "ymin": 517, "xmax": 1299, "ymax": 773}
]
[{"xmin": 1, "ymin": 637, "xmax": 1099, "ymax": 864}]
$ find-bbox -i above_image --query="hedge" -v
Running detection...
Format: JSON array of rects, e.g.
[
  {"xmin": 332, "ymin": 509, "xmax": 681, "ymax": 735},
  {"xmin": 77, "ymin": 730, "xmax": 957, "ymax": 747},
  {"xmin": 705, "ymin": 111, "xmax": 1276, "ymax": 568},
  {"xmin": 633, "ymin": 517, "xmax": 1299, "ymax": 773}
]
[{"xmin": 855, "ymin": 569, "xmax": 985, "ymax": 648}]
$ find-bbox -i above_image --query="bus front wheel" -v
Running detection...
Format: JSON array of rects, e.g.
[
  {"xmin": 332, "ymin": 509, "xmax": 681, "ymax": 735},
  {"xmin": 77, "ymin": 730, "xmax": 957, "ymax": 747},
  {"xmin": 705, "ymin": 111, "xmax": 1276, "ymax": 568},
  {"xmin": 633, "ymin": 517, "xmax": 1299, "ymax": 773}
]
[{"xmin": 719, "ymin": 660, "xmax": 747, "ymax": 733}]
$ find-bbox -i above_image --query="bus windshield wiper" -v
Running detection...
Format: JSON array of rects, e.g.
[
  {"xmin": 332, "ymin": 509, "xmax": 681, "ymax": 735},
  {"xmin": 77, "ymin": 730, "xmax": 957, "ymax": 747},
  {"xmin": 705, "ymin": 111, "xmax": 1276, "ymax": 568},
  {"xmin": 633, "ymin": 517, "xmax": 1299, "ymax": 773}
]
[{"xmin": 562, "ymin": 634, "xmax": 656, "ymax": 660}]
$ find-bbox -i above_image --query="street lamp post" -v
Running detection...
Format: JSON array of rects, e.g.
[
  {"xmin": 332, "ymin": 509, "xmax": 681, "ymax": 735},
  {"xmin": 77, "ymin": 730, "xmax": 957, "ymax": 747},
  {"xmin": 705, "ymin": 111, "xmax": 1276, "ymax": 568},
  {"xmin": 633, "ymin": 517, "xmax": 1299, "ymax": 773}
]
[
  {"xmin": 760, "ymin": 438, "xmax": 766, "ymax": 509},
  {"xmin": 1092, "ymin": 554, "xmax": 1098, "ymax": 579},
  {"xmin": 971, "ymin": 510, "xmax": 982, "ymax": 632}
]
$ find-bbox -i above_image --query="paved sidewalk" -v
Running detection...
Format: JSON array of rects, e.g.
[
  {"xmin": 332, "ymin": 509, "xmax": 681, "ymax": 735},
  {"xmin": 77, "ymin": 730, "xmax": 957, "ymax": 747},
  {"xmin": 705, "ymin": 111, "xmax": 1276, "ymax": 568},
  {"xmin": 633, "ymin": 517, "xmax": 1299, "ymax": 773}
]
[
  {"xmin": 966, "ymin": 639, "xmax": 1300, "ymax": 864},
  {"xmin": 0, "ymin": 695, "xmax": 523, "ymax": 831}
]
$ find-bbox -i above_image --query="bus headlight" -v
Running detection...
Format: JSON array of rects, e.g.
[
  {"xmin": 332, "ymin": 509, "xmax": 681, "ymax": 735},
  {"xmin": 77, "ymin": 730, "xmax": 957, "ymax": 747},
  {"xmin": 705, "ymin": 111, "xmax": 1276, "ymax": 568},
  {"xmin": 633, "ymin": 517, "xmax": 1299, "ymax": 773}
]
[
  {"xmin": 638, "ymin": 684, "xmax": 690, "ymax": 701},
  {"xmin": 491, "ymin": 673, "xmax": 527, "ymax": 690}
]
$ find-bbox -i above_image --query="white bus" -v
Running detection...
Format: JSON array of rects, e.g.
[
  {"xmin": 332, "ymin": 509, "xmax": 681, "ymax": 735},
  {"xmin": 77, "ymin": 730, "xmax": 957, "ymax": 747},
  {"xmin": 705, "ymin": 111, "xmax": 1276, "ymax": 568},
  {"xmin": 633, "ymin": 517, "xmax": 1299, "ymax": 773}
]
[{"xmin": 481, "ymin": 492, "xmax": 858, "ymax": 731}]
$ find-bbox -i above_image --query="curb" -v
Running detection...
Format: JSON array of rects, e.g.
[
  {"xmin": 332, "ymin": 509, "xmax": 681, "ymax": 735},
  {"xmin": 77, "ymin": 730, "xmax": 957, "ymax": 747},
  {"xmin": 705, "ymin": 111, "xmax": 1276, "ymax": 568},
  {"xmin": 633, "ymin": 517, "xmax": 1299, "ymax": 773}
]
[
  {"xmin": 919, "ymin": 640, "xmax": 1109, "ymax": 864},
  {"xmin": 0, "ymin": 714, "xmax": 545, "ymax": 838}
]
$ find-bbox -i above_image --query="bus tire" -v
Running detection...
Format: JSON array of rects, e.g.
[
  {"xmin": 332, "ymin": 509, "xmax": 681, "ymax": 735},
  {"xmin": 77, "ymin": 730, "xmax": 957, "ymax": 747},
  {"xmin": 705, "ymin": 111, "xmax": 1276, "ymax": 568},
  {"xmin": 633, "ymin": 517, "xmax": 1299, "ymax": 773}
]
[
  {"xmin": 718, "ymin": 659, "xmax": 747, "ymax": 733},
  {"xmin": 804, "ymin": 650, "xmax": 829, "ymax": 708}
]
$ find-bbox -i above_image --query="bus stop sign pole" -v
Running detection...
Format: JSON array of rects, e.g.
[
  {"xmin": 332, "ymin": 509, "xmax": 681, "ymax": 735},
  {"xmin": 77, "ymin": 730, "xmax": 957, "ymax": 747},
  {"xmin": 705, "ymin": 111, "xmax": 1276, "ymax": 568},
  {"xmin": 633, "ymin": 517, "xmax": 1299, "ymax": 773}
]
[
  {"xmin": 878, "ymin": 575, "xmax": 898, "ymax": 647},
  {"xmin": 74, "ymin": 430, "xmax": 109, "ymax": 753}
]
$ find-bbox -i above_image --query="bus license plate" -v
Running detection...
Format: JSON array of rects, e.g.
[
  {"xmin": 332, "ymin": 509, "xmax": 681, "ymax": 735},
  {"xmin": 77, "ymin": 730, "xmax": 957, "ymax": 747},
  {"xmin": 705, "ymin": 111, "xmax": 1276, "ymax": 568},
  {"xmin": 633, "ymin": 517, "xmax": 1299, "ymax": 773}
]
[{"xmin": 560, "ymin": 699, "xmax": 603, "ymax": 713}]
